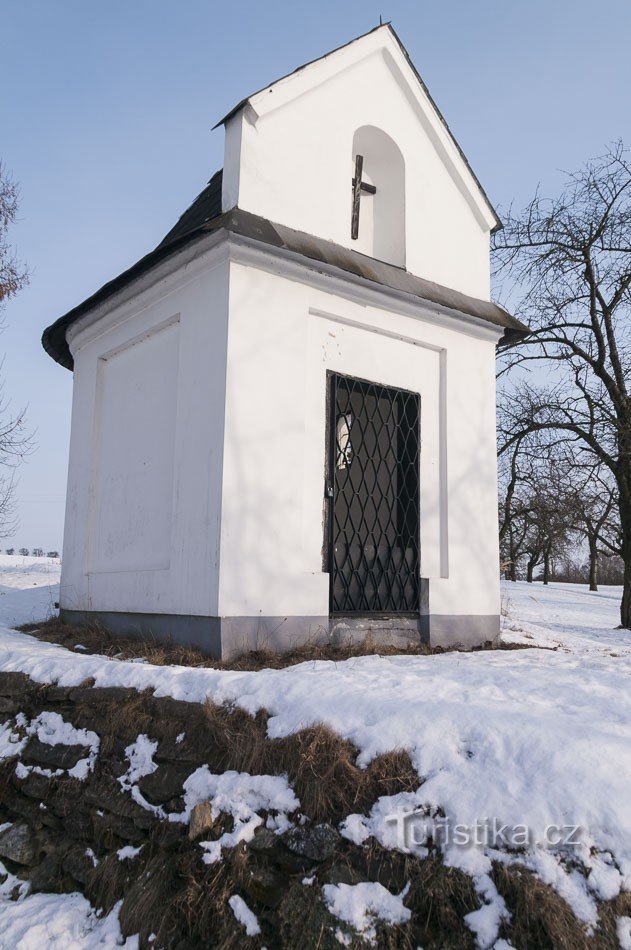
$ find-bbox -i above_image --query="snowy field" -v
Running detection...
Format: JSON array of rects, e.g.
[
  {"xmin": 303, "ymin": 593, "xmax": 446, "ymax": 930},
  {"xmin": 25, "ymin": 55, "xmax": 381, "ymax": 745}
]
[
  {"xmin": 0, "ymin": 554, "xmax": 60, "ymax": 629},
  {"xmin": 0, "ymin": 556, "xmax": 630, "ymax": 947}
]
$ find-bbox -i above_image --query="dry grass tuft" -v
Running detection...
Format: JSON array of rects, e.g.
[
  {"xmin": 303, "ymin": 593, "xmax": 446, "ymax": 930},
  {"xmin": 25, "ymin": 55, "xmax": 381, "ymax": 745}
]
[
  {"xmin": 492, "ymin": 862, "xmax": 594, "ymax": 949},
  {"xmin": 596, "ymin": 888, "xmax": 631, "ymax": 946},
  {"xmin": 201, "ymin": 700, "xmax": 418, "ymax": 823},
  {"xmin": 103, "ymin": 690, "xmax": 155, "ymax": 738},
  {"xmin": 118, "ymin": 852, "xmax": 186, "ymax": 946},
  {"xmin": 20, "ymin": 616, "xmax": 520, "ymax": 672},
  {"xmin": 116, "ymin": 845, "xmax": 249, "ymax": 948},
  {"xmin": 85, "ymin": 852, "xmax": 132, "ymax": 915}
]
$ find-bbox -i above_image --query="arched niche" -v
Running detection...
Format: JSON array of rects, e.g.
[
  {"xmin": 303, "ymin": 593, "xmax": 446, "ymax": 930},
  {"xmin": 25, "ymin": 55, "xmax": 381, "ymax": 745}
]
[{"xmin": 351, "ymin": 126, "xmax": 406, "ymax": 268}]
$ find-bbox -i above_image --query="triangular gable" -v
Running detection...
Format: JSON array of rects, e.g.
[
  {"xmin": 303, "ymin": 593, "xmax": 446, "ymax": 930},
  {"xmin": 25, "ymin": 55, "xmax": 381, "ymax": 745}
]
[{"xmin": 214, "ymin": 24, "xmax": 501, "ymax": 234}]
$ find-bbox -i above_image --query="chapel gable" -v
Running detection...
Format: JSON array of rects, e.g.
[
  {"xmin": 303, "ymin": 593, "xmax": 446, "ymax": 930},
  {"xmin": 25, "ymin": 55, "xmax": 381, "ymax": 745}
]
[{"xmin": 216, "ymin": 24, "xmax": 501, "ymax": 298}]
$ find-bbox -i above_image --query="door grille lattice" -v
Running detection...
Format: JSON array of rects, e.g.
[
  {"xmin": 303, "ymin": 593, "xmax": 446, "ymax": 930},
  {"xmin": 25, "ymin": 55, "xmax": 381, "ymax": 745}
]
[{"xmin": 328, "ymin": 373, "xmax": 420, "ymax": 614}]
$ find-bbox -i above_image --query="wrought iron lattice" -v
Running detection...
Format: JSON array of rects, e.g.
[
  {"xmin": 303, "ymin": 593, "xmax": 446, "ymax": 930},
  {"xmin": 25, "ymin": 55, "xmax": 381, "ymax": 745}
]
[{"xmin": 327, "ymin": 373, "xmax": 420, "ymax": 614}]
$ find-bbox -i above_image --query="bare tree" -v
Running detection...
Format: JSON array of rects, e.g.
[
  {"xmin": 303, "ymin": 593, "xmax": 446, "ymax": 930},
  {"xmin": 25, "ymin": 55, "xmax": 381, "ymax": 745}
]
[
  {"xmin": 522, "ymin": 473, "xmax": 576, "ymax": 584},
  {"xmin": 498, "ymin": 431, "xmax": 577, "ymax": 583},
  {"xmin": 0, "ymin": 163, "xmax": 30, "ymax": 537},
  {"xmin": 494, "ymin": 143, "xmax": 631, "ymax": 625},
  {"xmin": 566, "ymin": 467, "xmax": 619, "ymax": 591}
]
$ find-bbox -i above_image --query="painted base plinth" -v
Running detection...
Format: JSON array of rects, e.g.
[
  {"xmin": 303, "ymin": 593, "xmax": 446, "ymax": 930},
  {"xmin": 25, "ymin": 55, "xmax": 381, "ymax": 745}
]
[{"xmin": 61, "ymin": 609, "xmax": 500, "ymax": 660}]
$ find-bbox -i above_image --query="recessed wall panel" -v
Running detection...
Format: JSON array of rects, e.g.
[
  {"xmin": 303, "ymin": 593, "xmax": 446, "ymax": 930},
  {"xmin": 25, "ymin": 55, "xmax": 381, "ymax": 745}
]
[{"xmin": 89, "ymin": 320, "xmax": 180, "ymax": 574}]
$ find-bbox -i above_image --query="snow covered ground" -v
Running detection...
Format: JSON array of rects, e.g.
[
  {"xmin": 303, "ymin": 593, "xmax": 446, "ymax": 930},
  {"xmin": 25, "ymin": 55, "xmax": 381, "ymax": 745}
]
[
  {"xmin": 0, "ymin": 554, "xmax": 60, "ymax": 629},
  {"xmin": 501, "ymin": 579, "xmax": 630, "ymax": 656},
  {"xmin": 0, "ymin": 557, "xmax": 630, "ymax": 947}
]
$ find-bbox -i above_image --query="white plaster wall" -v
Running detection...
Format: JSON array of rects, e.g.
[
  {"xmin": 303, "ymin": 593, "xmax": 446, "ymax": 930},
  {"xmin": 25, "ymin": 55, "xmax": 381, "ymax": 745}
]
[
  {"xmin": 89, "ymin": 318, "xmax": 180, "ymax": 574},
  {"xmin": 60, "ymin": 237, "xmax": 500, "ymax": 628},
  {"xmin": 223, "ymin": 35, "xmax": 492, "ymax": 300},
  {"xmin": 60, "ymin": 253, "xmax": 230, "ymax": 618},
  {"xmin": 218, "ymin": 257, "xmax": 500, "ymax": 621}
]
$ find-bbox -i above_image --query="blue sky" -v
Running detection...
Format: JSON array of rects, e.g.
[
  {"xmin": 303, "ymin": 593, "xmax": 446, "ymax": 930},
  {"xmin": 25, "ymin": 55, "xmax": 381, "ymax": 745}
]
[{"xmin": 3, "ymin": 0, "xmax": 630, "ymax": 551}]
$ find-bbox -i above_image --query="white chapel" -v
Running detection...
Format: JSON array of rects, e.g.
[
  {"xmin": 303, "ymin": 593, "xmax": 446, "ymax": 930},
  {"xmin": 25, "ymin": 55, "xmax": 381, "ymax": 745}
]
[{"xmin": 43, "ymin": 25, "xmax": 527, "ymax": 658}]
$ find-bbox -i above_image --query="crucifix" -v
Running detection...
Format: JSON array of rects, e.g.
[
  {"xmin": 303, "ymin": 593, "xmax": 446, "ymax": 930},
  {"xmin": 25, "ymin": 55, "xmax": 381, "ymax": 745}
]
[{"xmin": 351, "ymin": 154, "xmax": 377, "ymax": 240}]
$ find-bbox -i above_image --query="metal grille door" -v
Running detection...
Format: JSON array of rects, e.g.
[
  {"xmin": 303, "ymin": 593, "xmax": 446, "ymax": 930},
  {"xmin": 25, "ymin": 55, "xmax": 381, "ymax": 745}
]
[{"xmin": 327, "ymin": 373, "xmax": 420, "ymax": 614}]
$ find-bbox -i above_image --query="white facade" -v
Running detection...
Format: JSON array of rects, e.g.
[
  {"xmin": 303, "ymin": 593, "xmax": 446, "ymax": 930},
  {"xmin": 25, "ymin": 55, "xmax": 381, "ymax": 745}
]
[
  {"xmin": 222, "ymin": 26, "xmax": 498, "ymax": 298},
  {"xmin": 53, "ymin": 25, "xmax": 510, "ymax": 656}
]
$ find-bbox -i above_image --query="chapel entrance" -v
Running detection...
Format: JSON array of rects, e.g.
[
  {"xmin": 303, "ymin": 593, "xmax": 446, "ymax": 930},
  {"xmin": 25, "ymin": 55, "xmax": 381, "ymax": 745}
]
[{"xmin": 327, "ymin": 372, "xmax": 420, "ymax": 615}]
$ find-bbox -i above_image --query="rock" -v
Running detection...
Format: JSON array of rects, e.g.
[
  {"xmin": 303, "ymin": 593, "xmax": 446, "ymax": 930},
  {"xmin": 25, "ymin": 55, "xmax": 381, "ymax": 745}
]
[
  {"xmin": 241, "ymin": 863, "xmax": 287, "ymax": 907},
  {"xmin": 39, "ymin": 809, "xmax": 64, "ymax": 833},
  {"xmin": 68, "ymin": 686, "xmax": 139, "ymax": 706},
  {"xmin": 13, "ymin": 768, "xmax": 54, "ymax": 801},
  {"xmin": 3, "ymin": 783, "xmax": 48, "ymax": 827},
  {"xmin": 282, "ymin": 823, "xmax": 340, "ymax": 862},
  {"xmin": 188, "ymin": 802, "xmax": 214, "ymax": 840},
  {"xmin": 63, "ymin": 845, "xmax": 99, "ymax": 885},
  {"xmin": 0, "ymin": 697, "xmax": 17, "ymax": 715},
  {"xmin": 155, "ymin": 735, "xmax": 203, "ymax": 764},
  {"xmin": 326, "ymin": 863, "xmax": 358, "ymax": 886},
  {"xmin": 248, "ymin": 827, "xmax": 278, "ymax": 852},
  {"xmin": 0, "ymin": 823, "xmax": 39, "ymax": 866},
  {"xmin": 40, "ymin": 685, "xmax": 74, "ymax": 703},
  {"xmin": 84, "ymin": 777, "xmax": 155, "ymax": 828},
  {"xmin": 0, "ymin": 672, "xmax": 34, "ymax": 698},
  {"xmin": 29, "ymin": 854, "xmax": 63, "ymax": 893},
  {"xmin": 60, "ymin": 809, "xmax": 94, "ymax": 842},
  {"xmin": 92, "ymin": 810, "xmax": 146, "ymax": 848},
  {"xmin": 22, "ymin": 738, "xmax": 89, "ymax": 771},
  {"xmin": 137, "ymin": 763, "xmax": 191, "ymax": 806}
]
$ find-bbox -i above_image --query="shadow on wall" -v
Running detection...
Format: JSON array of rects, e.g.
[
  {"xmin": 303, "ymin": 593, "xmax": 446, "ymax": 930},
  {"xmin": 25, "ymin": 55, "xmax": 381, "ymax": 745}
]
[{"xmin": 352, "ymin": 125, "xmax": 406, "ymax": 268}]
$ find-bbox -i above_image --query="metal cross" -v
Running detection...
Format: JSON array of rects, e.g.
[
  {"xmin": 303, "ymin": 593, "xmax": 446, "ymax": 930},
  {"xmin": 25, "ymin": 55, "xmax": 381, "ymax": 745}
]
[{"xmin": 351, "ymin": 154, "xmax": 377, "ymax": 240}]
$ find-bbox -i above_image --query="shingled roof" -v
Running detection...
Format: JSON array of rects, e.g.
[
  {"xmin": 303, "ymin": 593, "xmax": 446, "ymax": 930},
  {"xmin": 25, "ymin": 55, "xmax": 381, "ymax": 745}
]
[
  {"xmin": 157, "ymin": 170, "xmax": 223, "ymax": 248},
  {"xmin": 42, "ymin": 181, "xmax": 527, "ymax": 371}
]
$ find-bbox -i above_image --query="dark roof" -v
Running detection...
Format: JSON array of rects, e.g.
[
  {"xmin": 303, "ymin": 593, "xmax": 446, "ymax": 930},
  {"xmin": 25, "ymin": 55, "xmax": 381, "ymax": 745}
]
[
  {"xmin": 214, "ymin": 23, "xmax": 502, "ymax": 234},
  {"xmin": 157, "ymin": 170, "xmax": 223, "ymax": 248},
  {"xmin": 42, "ymin": 200, "xmax": 527, "ymax": 371}
]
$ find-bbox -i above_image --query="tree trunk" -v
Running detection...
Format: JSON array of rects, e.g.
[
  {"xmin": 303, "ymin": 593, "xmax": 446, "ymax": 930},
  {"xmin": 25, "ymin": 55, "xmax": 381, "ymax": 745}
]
[
  {"xmin": 620, "ymin": 535, "xmax": 631, "ymax": 628},
  {"xmin": 509, "ymin": 561, "xmax": 517, "ymax": 582},
  {"xmin": 617, "ymin": 463, "xmax": 631, "ymax": 628},
  {"xmin": 543, "ymin": 552, "xmax": 550, "ymax": 585},
  {"xmin": 588, "ymin": 540, "xmax": 599, "ymax": 592},
  {"xmin": 526, "ymin": 559, "xmax": 534, "ymax": 584}
]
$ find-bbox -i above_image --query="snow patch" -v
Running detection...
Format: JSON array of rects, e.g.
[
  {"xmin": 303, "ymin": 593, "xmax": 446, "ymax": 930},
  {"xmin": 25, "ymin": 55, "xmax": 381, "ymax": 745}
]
[
  {"xmin": 0, "ymin": 721, "xmax": 27, "ymax": 761},
  {"xmin": 117, "ymin": 845, "xmax": 142, "ymax": 862},
  {"xmin": 118, "ymin": 735, "xmax": 164, "ymax": 816},
  {"xmin": 322, "ymin": 881, "xmax": 411, "ymax": 945},
  {"xmin": 17, "ymin": 712, "xmax": 99, "ymax": 781},
  {"xmin": 617, "ymin": 916, "xmax": 631, "ymax": 950},
  {"xmin": 463, "ymin": 874, "xmax": 509, "ymax": 948},
  {"xmin": 228, "ymin": 894, "xmax": 260, "ymax": 937},
  {"xmin": 184, "ymin": 767, "xmax": 299, "ymax": 863},
  {"xmin": 0, "ymin": 883, "xmax": 136, "ymax": 949},
  {"xmin": 116, "ymin": 745, "xmax": 300, "ymax": 864}
]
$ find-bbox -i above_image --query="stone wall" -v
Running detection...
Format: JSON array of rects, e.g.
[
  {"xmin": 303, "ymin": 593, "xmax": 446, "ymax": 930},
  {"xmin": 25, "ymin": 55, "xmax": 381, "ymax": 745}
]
[
  {"xmin": 0, "ymin": 674, "xmax": 212, "ymax": 896},
  {"xmin": 0, "ymin": 671, "xmax": 424, "ymax": 948},
  {"xmin": 0, "ymin": 671, "xmax": 614, "ymax": 949}
]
